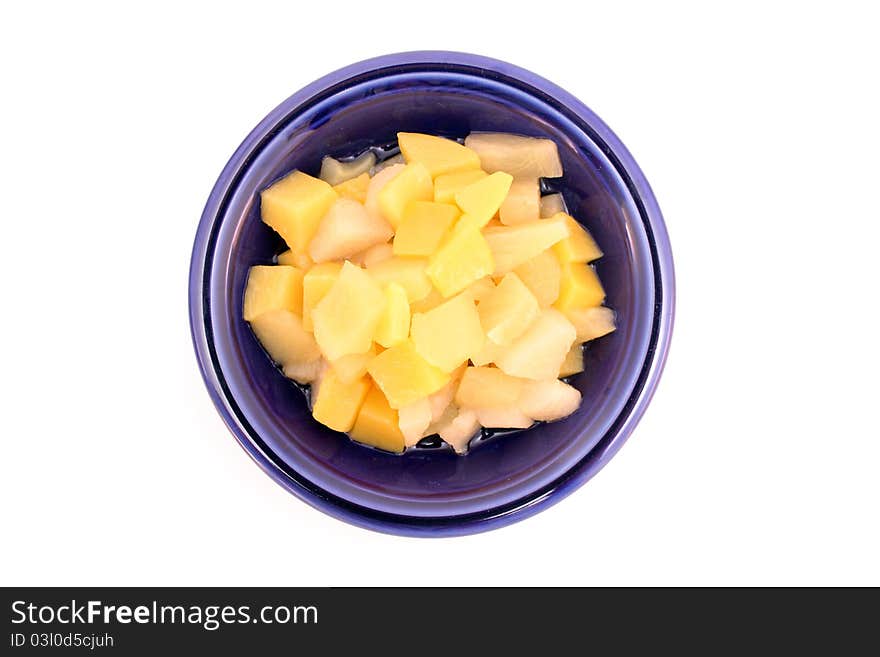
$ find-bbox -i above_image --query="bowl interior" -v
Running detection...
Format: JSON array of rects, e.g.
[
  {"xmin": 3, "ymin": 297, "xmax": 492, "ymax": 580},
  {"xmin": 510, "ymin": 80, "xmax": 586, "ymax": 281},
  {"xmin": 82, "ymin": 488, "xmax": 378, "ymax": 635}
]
[{"xmin": 206, "ymin": 67, "xmax": 656, "ymax": 519}]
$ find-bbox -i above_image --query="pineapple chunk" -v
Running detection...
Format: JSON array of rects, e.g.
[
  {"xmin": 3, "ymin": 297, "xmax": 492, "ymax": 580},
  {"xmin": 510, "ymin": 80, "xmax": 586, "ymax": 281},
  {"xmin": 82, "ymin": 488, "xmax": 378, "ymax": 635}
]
[
  {"xmin": 433, "ymin": 169, "xmax": 487, "ymax": 203},
  {"xmin": 484, "ymin": 216, "xmax": 569, "ymax": 274},
  {"xmin": 312, "ymin": 262, "xmax": 386, "ymax": 361},
  {"xmin": 302, "ymin": 262, "xmax": 342, "ymax": 331},
  {"xmin": 475, "ymin": 406, "xmax": 533, "ymax": 429},
  {"xmin": 350, "ymin": 385, "xmax": 405, "ymax": 453},
  {"xmin": 426, "ymin": 225, "xmax": 494, "ymax": 297},
  {"xmin": 378, "ymin": 162, "xmax": 433, "ymax": 228},
  {"xmin": 367, "ymin": 340, "xmax": 450, "ymax": 409},
  {"xmin": 374, "ymin": 282, "xmax": 411, "ymax": 348},
  {"xmin": 243, "ymin": 265, "xmax": 303, "ymax": 321},
  {"xmin": 392, "ymin": 201, "xmax": 459, "ymax": 256},
  {"xmin": 411, "ymin": 293, "xmax": 484, "ymax": 372},
  {"xmin": 409, "ymin": 287, "xmax": 445, "ymax": 314},
  {"xmin": 540, "ymin": 193, "xmax": 567, "ymax": 218},
  {"xmin": 353, "ymin": 242, "xmax": 393, "ymax": 268},
  {"xmin": 565, "ymin": 306, "xmax": 616, "ymax": 342},
  {"xmin": 308, "ymin": 198, "xmax": 393, "ymax": 263},
  {"xmin": 331, "ymin": 344, "xmax": 377, "ymax": 384},
  {"xmin": 260, "ymin": 170, "xmax": 338, "ymax": 255},
  {"xmin": 464, "ymin": 276, "xmax": 496, "ymax": 302},
  {"xmin": 499, "ymin": 179, "xmax": 540, "ymax": 225},
  {"xmin": 454, "ymin": 171, "xmax": 513, "ymax": 227},
  {"xmin": 398, "ymin": 132, "xmax": 481, "ymax": 177},
  {"xmin": 514, "ymin": 250, "xmax": 562, "ymax": 308},
  {"xmin": 435, "ymin": 407, "xmax": 480, "ymax": 454},
  {"xmin": 364, "ymin": 163, "xmax": 405, "ymax": 223},
  {"xmin": 555, "ymin": 261, "xmax": 605, "ymax": 311},
  {"xmin": 250, "ymin": 309, "xmax": 321, "ymax": 366},
  {"xmin": 464, "ymin": 133, "xmax": 563, "ymax": 178},
  {"xmin": 477, "ymin": 272, "xmax": 539, "ymax": 345},
  {"xmin": 517, "ymin": 379, "xmax": 581, "ymax": 422},
  {"xmin": 398, "ymin": 397, "xmax": 433, "ymax": 447},
  {"xmin": 333, "ymin": 172, "xmax": 371, "ymax": 203},
  {"xmin": 552, "ymin": 213, "xmax": 603, "ymax": 263},
  {"xmin": 311, "ymin": 370, "xmax": 371, "ymax": 433},
  {"xmin": 367, "ymin": 256, "xmax": 432, "ymax": 303},
  {"xmin": 455, "ymin": 366, "xmax": 524, "ymax": 408},
  {"xmin": 558, "ymin": 344, "xmax": 585, "ymax": 377},
  {"xmin": 319, "ymin": 151, "xmax": 376, "ymax": 186},
  {"xmin": 495, "ymin": 309, "xmax": 577, "ymax": 380},
  {"xmin": 282, "ymin": 357, "xmax": 326, "ymax": 385}
]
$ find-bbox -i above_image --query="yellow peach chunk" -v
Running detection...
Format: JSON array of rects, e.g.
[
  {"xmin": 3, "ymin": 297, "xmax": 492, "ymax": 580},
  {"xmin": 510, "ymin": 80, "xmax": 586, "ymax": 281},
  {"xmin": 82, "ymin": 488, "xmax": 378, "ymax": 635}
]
[
  {"xmin": 302, "ymin": 262, "xmax": 342, "ymax": 331},
  {"xmin": 433, "ymin": 169, "xmax": 487, "ymax": 203},
  {"xmin": 260, "ymin": 170, "xmax": 338, "ymax": 255},
  {"xmin": 426, "ymin": 225, "xmax": 494, "ymax": 297},
  {"xmin": 411, "ymin": 293, "xmax": 484, "ymax": 372},
  {"xmin": 483, "ymin": 216, "xmax": 569, "ymax": 274},
  {"xmin": 311, "ymin": 370, "xmax": 371, "ymax": 433},
  {"xmin": 398, "ymin": 397, "xmax": 433, "ymax": 447},
  {"xmin": 374, "ymin": 282, "xmax": 411, "ymax": 348},
  {"xmin": 552, "ymin": 213, "xmax": 603, "ymax": 263},
  {"xmin": 364, "ymin": 163, "xmax": 405, "ymax": 223},
  {"xmin": 333, "ymin": 171, "xmax": 371, "ymax": 203},
  {"xmin": 392, "ymin": 201, "xmax": 459, "ymax": 257},
  {"xmin": 378, "ymin": 162, "xmax": 433, "ymax": 228},
  {"xmin": 477, "ymin": 272, "xmax": 540, "ymax": 346},
  {"xmin": 558, "ymin": 344, "xmax": 585, "ymax": 377},
  {"xmin": 514, "ymin": 250, "xmax": 562, "ymax": 308},
  {"xmin": 555, "ymin": 261, "xmax": 606, "ymax": 311},
  {"xmin": 312, "ymin": 262, "xmax": 386, "ymax": 361},
  {"xmin": 350, "ymin": 385, "xmax": 405, "ymax": 453},
  {"xmin": 243, "ymin": 265, "xmax": 303, "ymax": 321},
  {"xmin": 367, "ymin": 340, "xmax": 450, "ymax": 409},
  {"xmin": 499, "ymin": 179, "xmax": 540, "ymax": 226},
  {"xmin": 398, "ymin": 132, "xmax": 481, "ymax": 177},
  {"xmin": 250, "ymin": 309, "xmax": 321, "ymax": 367},
  {"xmin": 367, "ymin": 256, "xmax": 432, "ymax": 303},
  {"xmin": 454, "ymin": 171, "xmax": 513, "ymax": 228}
]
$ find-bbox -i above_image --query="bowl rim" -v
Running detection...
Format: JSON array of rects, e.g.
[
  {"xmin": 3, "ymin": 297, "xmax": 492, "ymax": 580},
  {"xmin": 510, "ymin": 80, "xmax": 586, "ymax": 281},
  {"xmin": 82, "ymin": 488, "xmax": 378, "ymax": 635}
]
[{"xmin": 189, "ymin": 51, "xmax": 675, "ymax": 537}]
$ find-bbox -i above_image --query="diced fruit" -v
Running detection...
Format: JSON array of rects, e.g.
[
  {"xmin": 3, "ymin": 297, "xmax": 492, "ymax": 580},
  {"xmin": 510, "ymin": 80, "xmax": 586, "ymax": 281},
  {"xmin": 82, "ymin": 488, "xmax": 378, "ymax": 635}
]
[
  {"xmin": 427, "ymin": 367, "xmax": 465, "ymax": 422},
  {"xmin": 565, "ymin": 306, "xmax": 616, "ymax": 342},
  {"xmin": 540, "ymin": 193, "xmax": 567, "ymax": 218},
  {"xmin": 434, "ymin": 169, "xmax": 487, "ymax": 203},
  {"xmin": 555, "ymin": 261, "xmax": 605, "ymax": 311},
  {"xmin": 282, "ymin": 358, "xmax": 326, "ymax": 385},
  {"xmin": 367, "ymin": 256, "xmax": 432, "ymax": 302},
  {"xmin": 302, "ymin": 262, "xmax": 342, "ymax": 331},
  {"xmin": 367, "ymin": 340, "xmax": 450, "ymax": 409},
  {"xmin": 374, "ymin": 282, "xmax": 411, "ymax": 348},
  {"xmin": 464, "ymin": 276, "xmax": 495, "ymax": 302},
  {"xmin": 311, "ymin": 370, "xmax": 371, "ymax": 433},
  {"xmin": 435, "ymin": 407, "xmax": 480, "ymax": 454},
  {"xmin": 551, "ymin": 213, "xmax": 603, "ymax": 263},
  {"xmin": 393, "ymin": 201, "xmax": 459, "ymax": 256},
  {"xmin": 470, "ymin": 339, "xmax": 504, "ymax": 367},
  {"xmin": 308, "ymin": 198, "xmax": 393, "ymax": 263},
  {"xmin": 398, "ymin": 132, "xmax": 481, "ymax": 177},
  {"xmin": 409, "ymin": 287, "xmax": 445, "ymax": 314},
  {"xmin": 276, "ymin": 249, "xmax": 296, "ymax": 266},
  {"xmin": 477, "ymin": 272, "xmax": 539, "ymax": 345},
  {"xmin": 398, "ymin": 397, "xmax": 432, "ymax": 447},
  {"xmin": 475, "ymin": 406, "xmax": 533, "ymax": 429},
  {"xmin": 499, "ymin": 179, "xmax": 540, "ymax": 225},
  {"xmin": 250, "ymin": 309, "xmax": 321, "ymax": 366},
  {"xmin": 455, "ymin": 366, "xmax": 524, "ymax": 408},
  {"xmin": 378, "ymin": 163, "xmax": 433, "ymax": 228},
  {"xmin": 355, "ymin": 242, "xmax": 394, "ymax": 268},
  {"xmin": 331, "ymin": 344, "xmax": 377, "ymax": 384},
  {"xmin": 484, "ymin": 216, "xmax": 569, "ymax": 274},
  {"xmin": 514, "ymin": 250, "xmax": 561, "ymax": 308},
  {"xmin": 464, "ymin": 133, "xmax": 563, "ymax": 178},
  {"xmin": 558, "ymin": 344, "xmax": 584, "ymax": 377},
  {"xmin": 364, "ymin": 163, "xmax": 405, "ymax": 222},
  {"xmin": 518, "ymin": 379, "xmax": 581, "ymax": 422},
  {"xmin": 411, "ymin": 293, "xmax": 484, "ymax": 371},
  {"xmin": 454, "ymin": 171, "xmax": 513, "ymax": 227},
  {"xmin": 312, "ymin": 261, "xmax": 386, "ymax": 361},
  {"xmin": 243, "ymin": 265, "xmax": 304, "ymax": 321},
  {"xmin": 260, "ymin": 170, "xmax": 338, "ymax": 255},
  {"xmin": 333, "ymin": 172, "xmax": 371, "ymax": 203},
  {"xmin": 371, "ymin": 153, "xmax": 405, "ymax": 174},
  {"xmin": 495, "ymin": 309, "xmax": 577, "ymax": 380},
  {"xmin": 426, "ymin": 225, "xmax": 494, "ymax": 297},
  {"xmin": 319, "ymin": 151, "xmax": 376, "ymax": 185},
  {"xmin": 350, "ymin": 385, "xmax": 405, "ymax": 453}
]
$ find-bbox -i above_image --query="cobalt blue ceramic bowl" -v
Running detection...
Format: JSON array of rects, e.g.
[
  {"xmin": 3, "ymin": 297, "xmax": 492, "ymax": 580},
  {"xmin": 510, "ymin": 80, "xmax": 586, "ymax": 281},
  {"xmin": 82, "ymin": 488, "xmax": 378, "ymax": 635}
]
[{"xmin": 189, "ymin": 52, "xmax": 675, "ymax": 536}]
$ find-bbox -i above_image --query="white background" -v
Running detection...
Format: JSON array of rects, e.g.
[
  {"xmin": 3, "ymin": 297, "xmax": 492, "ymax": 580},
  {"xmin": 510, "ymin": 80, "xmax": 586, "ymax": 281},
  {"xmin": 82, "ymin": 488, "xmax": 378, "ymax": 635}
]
[{"xmin": 1, "ymin": 1, "xmax": 878, "ymax": 586}]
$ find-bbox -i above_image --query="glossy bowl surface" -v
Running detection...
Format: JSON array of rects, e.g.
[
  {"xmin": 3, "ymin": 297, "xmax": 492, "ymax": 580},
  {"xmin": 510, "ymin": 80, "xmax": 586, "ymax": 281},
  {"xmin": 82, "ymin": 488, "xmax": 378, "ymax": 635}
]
[{"xmin": 189, "ymin": 51, "xmax": 674, "ymax": 536}]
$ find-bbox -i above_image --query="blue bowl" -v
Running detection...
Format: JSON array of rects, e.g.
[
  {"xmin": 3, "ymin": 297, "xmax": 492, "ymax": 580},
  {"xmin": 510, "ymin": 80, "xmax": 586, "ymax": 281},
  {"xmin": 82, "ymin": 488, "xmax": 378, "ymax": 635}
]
[{"xmin": 189, "ymin": 52, "xmax": 675, "ymax": 536}]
